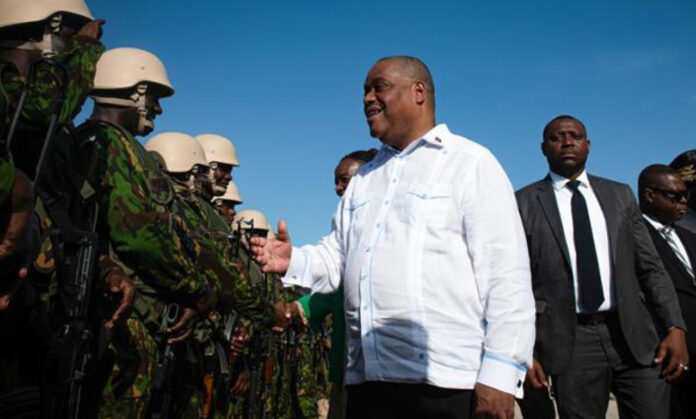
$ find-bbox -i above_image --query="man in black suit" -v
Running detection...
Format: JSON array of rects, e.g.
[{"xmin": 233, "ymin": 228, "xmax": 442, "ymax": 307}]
[
  {"xmin": 639, "ymin": 164, "xmax": 696, "ymax": 419},
  {"xmin": 516, "ymin": 115, "xmax": 689, "ymax": 419}
]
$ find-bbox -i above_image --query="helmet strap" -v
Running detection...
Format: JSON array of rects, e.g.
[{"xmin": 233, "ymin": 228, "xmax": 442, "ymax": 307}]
[{"xmin": 92, "ymin": 83, "xmax": 152, "ymax": 135}]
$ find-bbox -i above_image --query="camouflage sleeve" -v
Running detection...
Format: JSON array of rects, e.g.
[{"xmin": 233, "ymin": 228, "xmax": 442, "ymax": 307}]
[
  {"xmin": 55, "ymin": 36, "xmax": 104, "ymax": 125},
  {"xmin": 2, "ymin": 37, "xmax": 103, "ymax": 130},
  {"xmin": 179, "ymin": 198, "xmax": 275, "ymax": 324},
  {"xmin": 195, "ymin": 233, "xmax": 275, "ymax": 326},
  {"xmin": 93, "ymin": 124, "xmax": 211, "ymax": 300}
]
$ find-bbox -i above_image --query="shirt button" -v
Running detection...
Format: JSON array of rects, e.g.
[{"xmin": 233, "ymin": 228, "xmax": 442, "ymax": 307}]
[
  {"xmin": 376, "ymin": 222, "xmax": 381, "ymax": 228},
  {"xmin": 363, "ymin": 305, "xmax": 368, "ymax": 311},
  {"xmin": 392, "ymin": 178, "xmax": 397, "ymax": 183},
  {"xmin": 365, "ymin": 247, "xmax": 371, "ymax": 253},
  {"xmin": 384, "ymin": 200, "xmax": 389, "ymax": 205}
]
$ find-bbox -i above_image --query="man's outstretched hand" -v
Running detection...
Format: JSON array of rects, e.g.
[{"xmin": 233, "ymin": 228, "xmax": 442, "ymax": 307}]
[{"xmin": 250, "ymin": 220, "xmax": 292, "ymax": 275}]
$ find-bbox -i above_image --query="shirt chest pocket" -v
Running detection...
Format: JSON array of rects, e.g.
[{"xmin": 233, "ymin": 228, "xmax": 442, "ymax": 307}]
[{"xmin": 400, "ymin": 182, "xmax": 454, "ymax": 227}]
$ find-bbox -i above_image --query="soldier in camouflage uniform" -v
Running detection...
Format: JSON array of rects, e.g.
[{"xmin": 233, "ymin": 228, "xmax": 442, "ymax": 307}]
[
  {"xmin": 212, "ymin": 181, "xmax": 243, "ymax": 225},
  {"xmin": 196, "ymin": 133, "xmax": 240, "ymax": 198},
  {"xmin": 75, "ymin": 48, "xmax": 289, "ymax": 417},
  {"xmin": 0, "ymin": 1, "xmax": 107, "ymax": 416},
  {"xmin": 232, "ymin": 209, "xmax": 327, "ymax": 419},
  {"xmin": 145, "ymin": 132, "xmax": 289, "ymax": 418},
  {"xmin": 230, "ymin": 209, "xmax": 281, "ymax": 419}
]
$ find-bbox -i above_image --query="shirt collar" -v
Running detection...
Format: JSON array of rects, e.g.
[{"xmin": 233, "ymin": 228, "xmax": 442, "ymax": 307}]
[
  {"xmin": 381, "ymin": 123, "xmax": 451, "ymax": 155},
  {"xmin": 549, "ymin": 169, "xmax": 590, "ymax": 192},
  {"xmin": 421, "ymin": 123, "xmax": 451, "ymax": 148},
  {"xmin": 642, "ymin": 213, "xmax": 668, "ymax": 231}
]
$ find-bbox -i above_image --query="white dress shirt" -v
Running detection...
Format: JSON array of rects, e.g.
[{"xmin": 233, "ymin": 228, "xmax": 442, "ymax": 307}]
[
  {"xmin": 549, "ymin": 170, "xmax": 614, "ymax": 313},
  {"xmin": 643, "ymin": 214, "xmax": 693, "ymax": 274},
  {"xmin": 283, "ymin": 124, "xmax": 535, "ymax": 396}
]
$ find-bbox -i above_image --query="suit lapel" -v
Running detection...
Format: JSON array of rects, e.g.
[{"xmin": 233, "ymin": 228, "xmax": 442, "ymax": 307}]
[
  {"xmin": 588, "ymin": 175, "xmax": 618, "ymax": 266},
  {"xmin": 536, "ymin": 177, "xmax": 571, "ymax": 268},
  {"xmin": 647, "ymin": 221, "xmax": 696, "ymax": 293},
  {"xmin": 676, "ymin": 226, "xmax": 696, "ymax": 271}
]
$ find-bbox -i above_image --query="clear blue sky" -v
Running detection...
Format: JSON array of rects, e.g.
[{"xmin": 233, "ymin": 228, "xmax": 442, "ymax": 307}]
[{"xmin": 80, "ymin": 0, "xmax": 696, "ymax": 245}]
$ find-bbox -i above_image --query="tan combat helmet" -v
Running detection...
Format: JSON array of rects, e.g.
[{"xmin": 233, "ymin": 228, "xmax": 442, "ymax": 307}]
[
  {"xmin": 196, "ymin": 133, "xmax": 240, "ymax": 196},
  {"xmin": 233, "ymin": 209, "xmax": 271, "ymax": 238},
  {"xmin": 91, "ymin": 48, "xmax": 174, "ymax": 136},
  {"xmin": 0, "ymin": 0, "xmax": 93, "ymax": 57},
  {"xmin": 195, "ymin": 134, "xmax": 240, "ymax": 167},
  {"xmin": 212, "ymin": 181, "xmax": 243, "ymax": 205},
  {"xmin": 144, "ymin": 132, "xmax": 207, "ymax": 174}
]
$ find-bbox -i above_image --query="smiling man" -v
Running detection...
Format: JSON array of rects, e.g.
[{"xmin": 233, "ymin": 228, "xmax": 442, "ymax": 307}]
[
  {"xmin": 516, "ymin": 115, "xmax": 688, "ymax": 419},
  {"xmin": 250, "ymin": 56, "xmax": 535, "ymax": 419}
]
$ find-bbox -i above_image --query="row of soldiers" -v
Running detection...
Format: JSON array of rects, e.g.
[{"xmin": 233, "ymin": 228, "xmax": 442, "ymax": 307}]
[{"xmin": 0, "ymin": 1, "xmax": 330, "ymax": 418}]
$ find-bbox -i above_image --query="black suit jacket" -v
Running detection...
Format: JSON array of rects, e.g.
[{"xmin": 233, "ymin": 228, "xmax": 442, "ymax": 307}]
[
  {"xmin": 645, "ymin": 221, "xmax": 696, "ymax": 353},
  {"xmin": 516, "ymin": 174, "xmax": 685, "ymax": 375}
]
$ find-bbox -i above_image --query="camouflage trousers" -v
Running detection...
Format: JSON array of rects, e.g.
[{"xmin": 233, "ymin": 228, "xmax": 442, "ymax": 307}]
[{"xmin": 98, "ymin": 316, "xmax": 158, "ymax": 419}]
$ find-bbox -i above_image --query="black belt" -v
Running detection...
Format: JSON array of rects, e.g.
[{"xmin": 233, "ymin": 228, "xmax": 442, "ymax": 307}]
[{"xmin": 577, "ymin": 311, "xmax": 615, "ymax": 325}]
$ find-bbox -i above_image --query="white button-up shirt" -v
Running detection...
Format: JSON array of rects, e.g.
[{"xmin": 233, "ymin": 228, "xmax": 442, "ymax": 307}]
[
  {"xmin": 284, "ymin": 124, "xmax": 535, "ymax": 396},
  {"xmin": 549, "ymin": 170, "xmax": 614, "ymax": 313}
]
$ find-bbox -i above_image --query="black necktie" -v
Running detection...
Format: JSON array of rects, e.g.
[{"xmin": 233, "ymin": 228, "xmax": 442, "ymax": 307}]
[{"xmin": 567, "ymin": 180, "xmax": 604, "ymax": 312}]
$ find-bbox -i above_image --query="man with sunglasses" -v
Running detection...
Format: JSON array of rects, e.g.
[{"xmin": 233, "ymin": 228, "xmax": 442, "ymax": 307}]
[
  {"xmin": 516, "ymin": 115, "xmax": 688, "ymax": 419},
  {"xmin": 640, "ymin": 164, "xmax": 696, "ymax": 419}
]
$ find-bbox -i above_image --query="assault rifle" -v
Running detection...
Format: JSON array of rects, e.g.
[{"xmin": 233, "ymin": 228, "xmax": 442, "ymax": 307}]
[
  {"xmin": 7, "ymin": 59, "xmax": 105, "ymax": 419},
  {"xmin": 150, "ymin": 303, "xmax": 180, "ymax": 419}
]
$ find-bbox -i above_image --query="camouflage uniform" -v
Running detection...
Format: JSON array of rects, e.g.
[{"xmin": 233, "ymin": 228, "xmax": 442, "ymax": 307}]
[
  {"xmin": 68, "ymin": 120, "xmax": 212, "ymax": 418},
  {"xmin": 0, "ymin": 35, "xmax": 103, "ymax": 401},
  {"xmin": 274, "ymin": 284, "xmax": 328, "ymax": 419}
]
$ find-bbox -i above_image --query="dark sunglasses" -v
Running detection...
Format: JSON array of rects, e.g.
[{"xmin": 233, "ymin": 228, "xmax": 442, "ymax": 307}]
[{"xmin": 650, "ymin": 187, "xmax": 690, "ymax": 203}]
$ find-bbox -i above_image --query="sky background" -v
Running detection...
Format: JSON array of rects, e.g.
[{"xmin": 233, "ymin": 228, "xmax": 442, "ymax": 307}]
[{"xmin": 79, "ymin": 0, "xmax": 696, "ymax": 245}]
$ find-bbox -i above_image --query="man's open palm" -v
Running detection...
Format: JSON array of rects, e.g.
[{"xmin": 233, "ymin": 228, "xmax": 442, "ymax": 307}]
[{"xmin": 250, "ymin": 220, "xmax": 292, "ymax": 274}]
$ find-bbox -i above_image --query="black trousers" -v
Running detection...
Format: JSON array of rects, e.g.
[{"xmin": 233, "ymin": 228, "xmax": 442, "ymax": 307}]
[
  {"xmin": 552, "ymin": 319, "xmax": 670, "ymax": 419},
  {"xmin": 670, "ymin": 365, "xmax": 696, "ymax": 419},
  {"xmin": 346, "ymin": 381, "xmax": 474, "ymax": 419}
]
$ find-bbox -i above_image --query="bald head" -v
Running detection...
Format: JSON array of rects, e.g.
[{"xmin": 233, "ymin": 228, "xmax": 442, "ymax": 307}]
[
  {"xmin": 374, "ymin": 56, "xmax": 435, "ymax": 111},
  {"xmin": 639, "ymin": 164, "xmax": 681, "ymax": 192}
]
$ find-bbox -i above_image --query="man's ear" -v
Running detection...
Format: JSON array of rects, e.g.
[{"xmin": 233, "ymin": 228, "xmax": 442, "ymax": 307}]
[
  {"xmin": 643, "ymin": 188, "xmax": 655, "ymax": 204},
  {"xmin": 541, "ymin": 141, "xmax": 548, "ymax": 157},
  {"xmin": 412, "ymin": 81, "xmax": 426, "ymax": 106}
]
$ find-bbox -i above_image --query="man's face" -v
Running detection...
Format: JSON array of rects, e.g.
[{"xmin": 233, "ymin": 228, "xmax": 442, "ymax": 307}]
[
  {"xmin": 334, "ymin": 158, "xmax": 361, "ymax": 197},
  {"xmin": 542, "ymin": 118, "xmax": 590, "ymax": 179},
  {"xmin": 363, "ymin": 60, "xmax": 418, "ymax": 147},
  {"xmin": 141, "ymin": 91, "xmax": 163, "ymax": 136},
  {"xmin": 217, "ymin": 201, "xmax": 237, "ymax": 225},
  {"xmin": 212, "ymin": 163, "xmax": 234, "ymax": 190},
  {"xmin": 646, "ymin": 174, "xmax": 690, "ymax": 224}
]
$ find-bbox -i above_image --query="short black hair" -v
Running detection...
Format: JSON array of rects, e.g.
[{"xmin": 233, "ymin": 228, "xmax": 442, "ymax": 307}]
[
  {"xmin": 375, "ymin": 56, "xmax": 435, "ymax": 109},
  {"xmin": 542, "ymin": 115, "xmax": 587, "ymax": 141},
  {"xmin": 638, "ymin": 164, "xmax": 680, "ymax": 192},
  {"xmin": 669, "ymin": 149, "xmax": 696, "ymax": 185},
  {"xmin": 341, "ymin": 148, "xmax": 378, "ymax": 164}
]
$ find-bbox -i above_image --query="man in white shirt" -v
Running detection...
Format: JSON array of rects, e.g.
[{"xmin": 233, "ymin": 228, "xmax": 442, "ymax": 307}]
[
  {"xmin": 250, "ymin": 56, "xmax": 535, "ymax": 419},
  {"xmin": 516, "ymin": 115, "xmax": 688, "ymax": 419}
]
